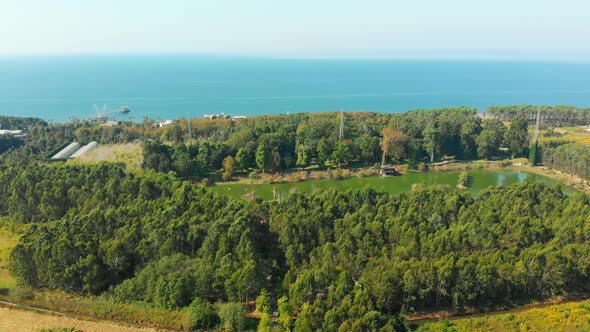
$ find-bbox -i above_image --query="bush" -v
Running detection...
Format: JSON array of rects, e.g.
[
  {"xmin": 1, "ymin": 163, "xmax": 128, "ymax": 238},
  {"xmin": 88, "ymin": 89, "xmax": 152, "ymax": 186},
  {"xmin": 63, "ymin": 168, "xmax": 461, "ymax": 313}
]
[
  {"xmin": 417, "ymin": 163, "xmax": 428, "ymax": 172},
  {"xmin": 256, "ymin": 289, "xmax": 270, "ymax": 313},
  {"xmin": 218, "ymin": 302, "xmax": 246, "ymax": 332},
  {"xmin": 185, "ymin": 297, "xmax": 219, "ymax": 331},
  {"xmin": 249, "ymin": 171, "xmax": 259, "ymax": 179}
]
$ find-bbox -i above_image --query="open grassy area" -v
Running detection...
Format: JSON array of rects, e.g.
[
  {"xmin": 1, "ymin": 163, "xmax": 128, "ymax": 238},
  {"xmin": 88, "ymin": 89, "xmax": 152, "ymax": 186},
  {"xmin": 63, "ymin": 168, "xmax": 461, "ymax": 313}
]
[
  {"xmin": 415, "ymin": 299, "xmax": 590, "ymax": 331},
  {"xmin": 2, "ymin": 289, "xmax": 185, "ymax": 331},
  {"xmin": 539, "ymin": 126, "xmax": 590, "ymax": 146},
  {"xmin": 0, "ymin": 306, "xmax": 161, "ymax": 332},
  {"xmin": 69, "ymin": 143, "xmax": 143, "ymax": 170},
  {"xmin": 0, "ymin": 219, "xmax": 25, "ymax": 292}
]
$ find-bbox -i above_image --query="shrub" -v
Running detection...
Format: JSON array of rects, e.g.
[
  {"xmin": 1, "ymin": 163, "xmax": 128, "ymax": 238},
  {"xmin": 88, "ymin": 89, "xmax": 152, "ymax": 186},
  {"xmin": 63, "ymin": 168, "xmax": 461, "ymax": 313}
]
[
  {"xmin": 255, "ymin": 289, "xmax": 270, "ymax": 313},
  {"xmin": 184, "ymin": 297, "xmax": 219, "ymax": 331},
  {"xmin": 218, "ymin": 302, "xmax": 245, "ymax": 332}
]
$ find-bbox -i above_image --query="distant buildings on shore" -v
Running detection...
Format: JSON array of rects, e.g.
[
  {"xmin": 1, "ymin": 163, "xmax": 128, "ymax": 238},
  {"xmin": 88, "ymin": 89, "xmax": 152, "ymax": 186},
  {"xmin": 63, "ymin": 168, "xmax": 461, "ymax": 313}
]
[{"xmin": 0, "ymin": 129, "xmax": 25, "ymax": 137}]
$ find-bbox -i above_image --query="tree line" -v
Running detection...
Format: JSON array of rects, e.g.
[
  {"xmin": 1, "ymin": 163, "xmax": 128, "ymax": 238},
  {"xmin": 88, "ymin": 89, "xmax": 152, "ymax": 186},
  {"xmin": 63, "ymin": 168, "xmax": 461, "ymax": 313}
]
[
  {"xmin": 142, "ymin": 109, "xmax": 532, "ymax": 179},
  {"xmin": 486, "ymin": 105, "xmax": 590, "ymax": 127}
]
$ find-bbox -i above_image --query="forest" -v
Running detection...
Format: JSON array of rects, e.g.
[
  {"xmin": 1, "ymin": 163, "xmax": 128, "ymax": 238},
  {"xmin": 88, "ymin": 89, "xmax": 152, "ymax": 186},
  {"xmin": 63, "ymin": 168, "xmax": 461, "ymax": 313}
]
[
  {"xmin": 539, "ymin": 141, "xmax": 590, "ymax": 179},
  {"xmin": 2, "ymin": 106, "xmax": 587, "ymax": 183},
  {"xmin": 485, "ymin": 105, "xmax": 590, "ymax": 126},
  {"xmin": 2, "ymin": 162, "xmax": 589, "ymax": 331},
  {"xmin": 0, "ymin": 107, "xmax": 589, "ymax": 330},
  {"xmin": 140, "ymin": 108, "xmax": 533, "ymax": 179}
]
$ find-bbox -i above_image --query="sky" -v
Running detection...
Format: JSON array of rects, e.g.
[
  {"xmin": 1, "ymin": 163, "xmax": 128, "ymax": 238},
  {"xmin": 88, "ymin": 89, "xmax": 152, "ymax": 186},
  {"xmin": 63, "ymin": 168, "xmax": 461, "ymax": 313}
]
[{"xmin": 1, "ymin": 0, "xmax": 589, "ymax": 60}]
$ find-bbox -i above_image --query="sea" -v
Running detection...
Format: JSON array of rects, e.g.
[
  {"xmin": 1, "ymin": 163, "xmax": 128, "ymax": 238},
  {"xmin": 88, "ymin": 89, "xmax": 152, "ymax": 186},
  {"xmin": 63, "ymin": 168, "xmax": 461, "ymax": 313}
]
[{"xmin": 0, "ymin": 56, "xmax": 589, "ymax": 123}]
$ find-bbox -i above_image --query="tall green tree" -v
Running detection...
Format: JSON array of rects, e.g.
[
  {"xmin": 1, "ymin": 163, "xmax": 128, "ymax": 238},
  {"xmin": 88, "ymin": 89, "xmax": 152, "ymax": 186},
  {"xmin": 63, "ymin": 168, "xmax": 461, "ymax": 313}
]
[
  {"xmin": 504, "ymin": 118, "xmax": 529, "ymax": 158},
  {"xmin": 218, "ymin": 303, "xmax": 246, "ymax": 332},
  {"xmin": 422, "ymin": 123, "xmax": 440, "ymax": 163},
  {"xmin": 477, "ymin": 119, "xmax": 506, "ymax": 160},
  {"xmin": 256, "ymin": 142, "xmax": 269, "ymax": 172},
  {"xmin": 331, "ymin": 141, "xmax": 353, "ymax": 168}
]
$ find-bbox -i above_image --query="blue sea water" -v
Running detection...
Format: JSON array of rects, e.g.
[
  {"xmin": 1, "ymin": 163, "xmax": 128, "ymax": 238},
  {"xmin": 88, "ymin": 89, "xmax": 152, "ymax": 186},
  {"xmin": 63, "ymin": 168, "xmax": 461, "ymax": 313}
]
[{"xmin": 0, "ymin": 56, "xmax": 589, "ymax": 122}]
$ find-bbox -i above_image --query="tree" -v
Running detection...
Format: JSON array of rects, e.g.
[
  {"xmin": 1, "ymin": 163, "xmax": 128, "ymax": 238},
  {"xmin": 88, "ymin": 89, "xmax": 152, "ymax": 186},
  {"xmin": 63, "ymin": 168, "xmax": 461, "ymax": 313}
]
[
  {"xmin": 235, "ymin": 147, "xmax": 253, "ymax": 170},
  {"xmin": 277, "ymin": 296, "xmax": 293, "ymax": 332},
  {"xmin": 316, "ymin": 138, "xmax": 332, "ymax": 168},
  {"xmin": 296, "ymin": 144, "xmax": 312, "ymax": 167},
  {"xmin": 356, "ymin": 134, "xmax": 381, "ymax": 165},
  {"xmin": 256, "ymin": 143, "xmax": 269, "ymax": 172},
  {"xmin": 257, "ymin": 312, "xmax": 273, "ymax": 332},
  {"xmin": 75, "ymin": 127, "xmax": 92, "ymax": 142},
  {"xmin": 477, "ymin": 120, "xmax": 506, "ymax": 160},
  {"xmin": 185, "ymin": 297, "xmax": 219, "ymax": 331},
  {"xmin": 504, "ymin": 118, "xmax": 529, "ymax": 158},
  {"xmin": 256, "ymin": 289, "xmax": 271, "ymax": 313},
  {"xmin": 459, "ymin": 118, "xmax": 482, "ymax": 160},
  {"xmin": 422, "ymin": 123, "xmax": 441, "ymax": 163},
  {"xmin": 222, "ymin": 156, "xmax": 235, "ymax": 181},
  {"xmin": 218, "ymin": 303, "xmax": 246, "ymax": 332},
  {"xmin": 331, "ymin": 141, "xmax": 352, "ymax": 168},
  {"xmin": 380, "ymin": 128, "xmax": 409, "ymax": 165}
]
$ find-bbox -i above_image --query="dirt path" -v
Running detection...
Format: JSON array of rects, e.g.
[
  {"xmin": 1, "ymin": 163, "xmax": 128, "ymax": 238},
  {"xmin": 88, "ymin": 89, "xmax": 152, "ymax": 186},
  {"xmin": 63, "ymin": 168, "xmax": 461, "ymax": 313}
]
[{"xmin": 0, "ymin": 305, "xmax": 162, "ymax": 332}]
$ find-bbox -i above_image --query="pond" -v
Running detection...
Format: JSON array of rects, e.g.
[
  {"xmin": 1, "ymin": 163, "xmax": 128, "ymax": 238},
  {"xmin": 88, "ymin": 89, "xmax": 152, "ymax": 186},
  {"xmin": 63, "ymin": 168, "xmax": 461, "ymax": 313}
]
[{"xmin": 208, "ymin": 169, "xmax": 575, "ymax": 201}]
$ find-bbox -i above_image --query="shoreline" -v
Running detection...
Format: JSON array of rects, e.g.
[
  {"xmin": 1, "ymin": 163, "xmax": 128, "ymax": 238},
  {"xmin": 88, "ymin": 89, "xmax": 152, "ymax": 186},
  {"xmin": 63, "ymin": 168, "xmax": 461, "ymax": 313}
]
[{"xmin": 212, "ymin": 161, "xmax": 588, "ymax": 196}]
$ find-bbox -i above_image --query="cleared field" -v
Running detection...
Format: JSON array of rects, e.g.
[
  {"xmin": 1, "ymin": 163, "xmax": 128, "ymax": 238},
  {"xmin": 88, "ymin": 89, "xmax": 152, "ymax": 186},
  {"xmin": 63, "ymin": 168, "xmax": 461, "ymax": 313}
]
[
  {"xmin": 0, "ymin": 221, "xmax": 22, "ymax": 291},
  {"xmin": 70, "ymin": 143, "xmax": 142, "ymax": 170},
  {"xmin": 539, "ymin": 126, "xmax": 590, "ymax": 145},
  {"xmin": 416, "ymin": 299, "xmax": 590, "ymax": 331},
  {"xmin": 0, "ymin": 306, "xmax": 162, "ymax": 332}
]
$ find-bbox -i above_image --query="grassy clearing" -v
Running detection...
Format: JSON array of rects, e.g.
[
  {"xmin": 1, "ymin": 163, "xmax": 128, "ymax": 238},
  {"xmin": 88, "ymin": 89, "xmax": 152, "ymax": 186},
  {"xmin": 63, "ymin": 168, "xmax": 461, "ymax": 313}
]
[
  {"xmin": 4, "ymin": 290, "xmax": 185, "ymax": 331},
  {"xmin": 69, "ymin": 143, "xmax": 143, "ymax": 170},
  {"xmin": 0, "ymin": 219, "xmax": 26, "ymax": 292},
  {"xmin": 0, "ymin": 306, "xmax": 161, "ymax": 332},
  {"xmin": 415, "ymin": 299, "xmax": 590, "ymax": 331},
  {"xmin": 539, "ymin": 126, "xmax": 590, "ymax": 146}
]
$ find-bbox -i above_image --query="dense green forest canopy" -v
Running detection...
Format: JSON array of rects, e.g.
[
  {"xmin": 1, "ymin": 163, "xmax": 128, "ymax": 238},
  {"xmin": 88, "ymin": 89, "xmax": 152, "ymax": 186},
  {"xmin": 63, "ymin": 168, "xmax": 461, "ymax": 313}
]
[
  {"xmin": 0, "ymin": 108, "xmax": 588, "ymax": 330},
  {"xmin": 486, "ymin": 105, "xmax": 590, "ymax": 127},
  {"xmin": 539, "ymin": 141, "xmax": 590, "ymax": 179},
  {"xmin": 4, "ymin": 162, "xmax": 590, "ymax": 331},
  {"xmin": 0, "ymin": 109, "xmax": 510, "ymax": 171}
]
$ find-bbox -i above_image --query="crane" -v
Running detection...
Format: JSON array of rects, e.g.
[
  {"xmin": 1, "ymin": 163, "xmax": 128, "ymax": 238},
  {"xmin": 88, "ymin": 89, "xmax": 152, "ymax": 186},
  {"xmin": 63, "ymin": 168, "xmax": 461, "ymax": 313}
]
[{"xmin": 93, "ymin": 104, "xmax": 131, "ymax": 120}]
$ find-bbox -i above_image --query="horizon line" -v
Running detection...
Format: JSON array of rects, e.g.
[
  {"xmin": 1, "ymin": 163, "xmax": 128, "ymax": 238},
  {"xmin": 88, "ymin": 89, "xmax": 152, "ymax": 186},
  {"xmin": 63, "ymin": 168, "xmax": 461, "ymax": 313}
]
[{"xmin": 0, "ymin": 52, "xmax": 589, "ymax": 64}]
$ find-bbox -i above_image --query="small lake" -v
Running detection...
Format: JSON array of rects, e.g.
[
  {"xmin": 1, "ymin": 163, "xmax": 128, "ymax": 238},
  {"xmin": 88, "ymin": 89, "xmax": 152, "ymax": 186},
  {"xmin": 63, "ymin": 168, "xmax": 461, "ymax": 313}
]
[{"xmin": 209, "ymin": 169, "xmax": 574, "ymax": 201}]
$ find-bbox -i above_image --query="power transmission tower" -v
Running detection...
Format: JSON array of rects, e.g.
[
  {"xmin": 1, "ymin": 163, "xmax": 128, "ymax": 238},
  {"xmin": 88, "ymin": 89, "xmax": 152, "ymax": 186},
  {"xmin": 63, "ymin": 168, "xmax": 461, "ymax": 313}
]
[
  {"xmin": 339, "ymin": 109, "xmax": 344, "ymax": 141},
  {"xmin": 533, "ymin": 108, "xmax": 541, "ymax": 144},
  {"xmin": 187, "ymin": 118, "xmax": 192, "ymax": 144}
]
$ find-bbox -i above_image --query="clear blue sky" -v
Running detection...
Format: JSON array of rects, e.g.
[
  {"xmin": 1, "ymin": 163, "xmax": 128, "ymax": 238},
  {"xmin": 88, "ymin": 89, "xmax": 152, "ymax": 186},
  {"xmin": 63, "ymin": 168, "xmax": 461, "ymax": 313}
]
[{"xmin": 1, "ymin": 0, "xmax": 589, "ymax": 60}]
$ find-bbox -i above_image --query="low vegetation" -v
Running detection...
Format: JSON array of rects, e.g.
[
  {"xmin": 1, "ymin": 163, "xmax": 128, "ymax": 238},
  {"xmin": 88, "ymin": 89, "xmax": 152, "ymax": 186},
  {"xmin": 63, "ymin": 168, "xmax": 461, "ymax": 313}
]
[
  {"xmin": 416, "ymin": 299, "xmax": 590, "ymax": 332},
  {"xmin": 69, "ymin": 143, "xmax": 143, "ymax": 170}
]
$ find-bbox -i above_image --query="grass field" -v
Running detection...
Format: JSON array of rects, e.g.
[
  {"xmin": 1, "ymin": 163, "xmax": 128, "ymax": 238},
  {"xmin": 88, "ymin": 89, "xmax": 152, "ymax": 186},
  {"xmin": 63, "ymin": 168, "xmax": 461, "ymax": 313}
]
[
  {"xmin": 539, "ymin": 126, "xmax": 590, "ymax": 146},
  {"xmin": 0, "ymin": 219, "xmax": 25, "ymax": 292},
  {"xmin": 69, "ymin": 143, "xmax": 143, "ymax": 170},
  {"xmin": 0, "ymin": 306, "xmax": 162, "ymax": 332},
  {"xmin": 414, "ymin": 299, "xmax": 590, "ymax": 331}
]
